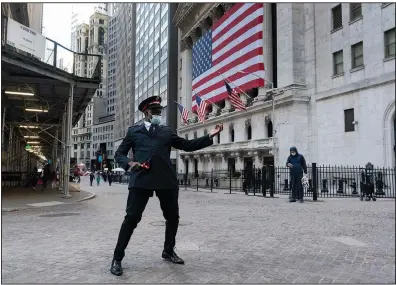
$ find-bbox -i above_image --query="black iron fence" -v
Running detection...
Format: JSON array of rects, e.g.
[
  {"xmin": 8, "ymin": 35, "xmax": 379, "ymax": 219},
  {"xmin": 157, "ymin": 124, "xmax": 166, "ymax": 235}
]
[
  {"xmin": 112, "ymin": 164, "xmax": 395, "ymax": 199},
  {"xmin": 177, "ymin": 164, "xmax": 395, "ymax": 199}
]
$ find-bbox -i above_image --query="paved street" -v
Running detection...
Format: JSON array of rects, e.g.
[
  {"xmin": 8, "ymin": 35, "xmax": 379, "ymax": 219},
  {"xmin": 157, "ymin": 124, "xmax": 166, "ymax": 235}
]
[{"xmin": 2, "ymin": 178, "xmax": 395, "ymax": 283}]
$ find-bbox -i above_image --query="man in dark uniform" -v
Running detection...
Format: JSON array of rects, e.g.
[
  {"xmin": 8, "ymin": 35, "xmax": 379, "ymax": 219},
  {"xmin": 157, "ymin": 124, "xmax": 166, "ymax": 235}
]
[{"xmin": 110, "ymin": 96, "xmax": 223, "ymax": 276}]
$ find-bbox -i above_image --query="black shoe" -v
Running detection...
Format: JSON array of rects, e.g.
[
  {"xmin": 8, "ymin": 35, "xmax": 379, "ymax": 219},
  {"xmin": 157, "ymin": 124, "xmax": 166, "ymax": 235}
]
[
  {"xmin": 162, "ymin": 251, "xmax": 185, "ymax": 264},
  {"xmin": 289, "ymin": 199, "xmax": 296, "ymax": 203},
  {"xmin": 110, "ymin": 260, "xmax": 123, "ymax": 276}
]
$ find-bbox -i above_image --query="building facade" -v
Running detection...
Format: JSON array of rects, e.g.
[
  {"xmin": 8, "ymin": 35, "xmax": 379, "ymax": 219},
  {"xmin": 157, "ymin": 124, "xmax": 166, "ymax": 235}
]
[
  {"xmin": 174, "ymin": 3, "xmax": 395, "ymax": 176},
  {"xmin": 71, "ymin": 12, "xmax": 110, "ymax": 169},
  {"xmin": 92, "ymin": 115, "xmax": 115, "ymax": 170},
  {"xmin": 114, "ymin": 3, "xmax": 135, "ymax": 151},
  {"xmin": 107, "ymin": 15, "xmax": 117, "ymax": 116}
]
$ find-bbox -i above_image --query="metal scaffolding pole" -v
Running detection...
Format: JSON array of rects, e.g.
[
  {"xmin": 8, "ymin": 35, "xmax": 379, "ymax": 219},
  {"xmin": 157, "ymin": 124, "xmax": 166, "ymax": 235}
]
[
  {"xmin": 63, "ymin": 85, "xmax": 73, "ymax": 198},
  {"xmin": 2, "ymin": 106, "xmax": 6, "ymax": 148},
  {"xmin": 7, "ymin": 126, "xmax": 13, "ymax": 171},
  {"xmin": 58, "ymin": 110, "xmax": 67, "ymax": 192}
]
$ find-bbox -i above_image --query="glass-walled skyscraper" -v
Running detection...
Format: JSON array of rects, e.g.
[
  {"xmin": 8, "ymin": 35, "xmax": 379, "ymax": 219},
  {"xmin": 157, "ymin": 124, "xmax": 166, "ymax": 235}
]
[{"xmin": 134, "ymin": 3, "xmax": 170, "ymax": 125}]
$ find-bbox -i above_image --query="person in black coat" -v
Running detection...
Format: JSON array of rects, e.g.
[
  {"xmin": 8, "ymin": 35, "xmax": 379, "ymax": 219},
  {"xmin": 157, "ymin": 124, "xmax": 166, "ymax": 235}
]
[
  {"xmin": 286, "ymin": 146, "xmax": 308, "ymax": 203},
  {"xmin": 110, "ymin": 96, "xmax": 223, "ymax": 276}
]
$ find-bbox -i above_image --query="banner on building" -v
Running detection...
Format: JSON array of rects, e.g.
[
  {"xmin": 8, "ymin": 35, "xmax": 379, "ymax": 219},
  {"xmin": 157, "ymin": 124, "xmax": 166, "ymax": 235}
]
[{"xmin": 6, "ymin": 18, "xmax": 46, "ymax": 59}]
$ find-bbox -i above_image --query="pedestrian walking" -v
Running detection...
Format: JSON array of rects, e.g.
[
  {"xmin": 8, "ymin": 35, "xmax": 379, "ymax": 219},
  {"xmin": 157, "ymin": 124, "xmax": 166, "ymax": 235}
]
[
  {"xmin": 110, "ymin": 96, "xmax": 223, "ymax": 276},
  {"xmin": 96, "ymin": 172, "xmax": 100, "ymax": 186},
  {"xmin": 30, "ymin": 166, "xmax": 38, "ymax": 190},
  {"xmin": 108, "ymin": 171, "xmax": 113, "ymax": 186},
  {"xmin": 286, "ymin": 146, "xmax": 308, "ymax": 203},
  {"xmin": 90, "ymin": 172, "xmax": 95, "ymax": 186},
  {"xmin": 42, "ymin": 163, "xmax": 51, "ymax": 191}
]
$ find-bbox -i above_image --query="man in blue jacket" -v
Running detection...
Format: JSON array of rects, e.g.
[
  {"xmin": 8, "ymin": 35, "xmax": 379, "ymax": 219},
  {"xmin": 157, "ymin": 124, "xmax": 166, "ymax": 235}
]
[
  {"xmin": 110, "ymin": 96, "xmax": 223, "ymax": 276},
  {"xmin": 286, "ymin": 146, "xmax": 307, "ymax": 203}
]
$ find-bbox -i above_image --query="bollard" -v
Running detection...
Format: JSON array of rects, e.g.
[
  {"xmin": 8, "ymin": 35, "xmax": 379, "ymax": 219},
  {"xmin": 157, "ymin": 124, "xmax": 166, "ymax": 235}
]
[
  {"xmin": 196, "ymin": 175, "xmax": 199, "ymax": 191},
  {"xmin": 337, "ymin": 179, "xmax": 344, "ymax": 193},
  {"xmin": 253, "ymin": 166, "xmax": 256, "ymax": 196},
  {"xmin": 312, "ymin": 163, "xmax": 318, "ymax": 201},
  {"xmin": 351, "ymin": 182, "xmax": 358, "ymax": 194},
  {"xmin": 321, "ymin": 179, "xmax": 328, "ymax": 192},
  {"xmin": 262, "ymin": 167, "xmax": 267, "ymax": 197},
  {"xmin": 270, "ymin": 166, "xmax": 274, "ymax": 198},
  {"xmin": 308, "ymin": 179, "xmax": 313, "ymax": 192},
  {"xmin": 210, "ymin": 169, "xmax": 213, "ymax": 192},
  {"xmin": 283, "ymin": 179, "xmax": 289, "ymax": 191},
  {"xmin": 229, "ymin": 168, "xmax": 232, "ymax": 194}
]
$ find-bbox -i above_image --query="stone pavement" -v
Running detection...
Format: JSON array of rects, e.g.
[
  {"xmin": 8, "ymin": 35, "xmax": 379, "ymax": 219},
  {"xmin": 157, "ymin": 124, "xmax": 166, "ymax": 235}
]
[
  {"xmin": 2, "ymin": 178, "xmax": 395, "ymax": 283},
  {"xmin": 1, "ymin": 183, "xmax": 95, "ymax": 212}
]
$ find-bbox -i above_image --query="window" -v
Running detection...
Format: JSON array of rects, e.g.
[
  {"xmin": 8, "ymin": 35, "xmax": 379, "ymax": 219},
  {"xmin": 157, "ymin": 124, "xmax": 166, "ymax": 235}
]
[
  {"xmin": 350, "ymin": 3, "xmax": 362, "ymax": 22},
  {"xmin": 333, "ymin": 50, "xmax": 344, "ymax": 75},
  {"xmin": 351, "ymin": 41, "xmax": 364, "ymax": 68},
  {"xmin": 384, "ymin": 28, "xmax": 395, "ymax": 58},
  {"xmin": 344, "ymin": 109, "xmax": 355, "ymax": 132},
  {"xmin": 230, "ymin": 128, "xmax": 234, "ymax": 142},
  {"xmin": 217, "ymin": 133, "xmax": 220, "ymax": 144},
  {"xmin": 99, "ymin": 19, "xmax": 104, "ymax": 24},
  {"xmin": 247, "ymin": 125, "xmax": 252, "ymax": 140},
  {"xmin": 332, "ymin": 4, "xmax": 342, "ymax": 30},
  {"xmin": 74, "ymin": 144, "xmax": 78, "ymax": 150}
]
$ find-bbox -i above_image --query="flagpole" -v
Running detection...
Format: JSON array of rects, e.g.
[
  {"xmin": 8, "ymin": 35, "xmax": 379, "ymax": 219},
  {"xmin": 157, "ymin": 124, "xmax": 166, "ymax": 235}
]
[
  {"xmin": 217, "ymin": 72, "xmax": 253, "ymax": 100},
  {"xmin": 195, "ymin": 92, "xmax": 222, "ymax": 111},
  {"xmin": 174, "ymin": 100, "xmax": 198, "ymax": 118}
]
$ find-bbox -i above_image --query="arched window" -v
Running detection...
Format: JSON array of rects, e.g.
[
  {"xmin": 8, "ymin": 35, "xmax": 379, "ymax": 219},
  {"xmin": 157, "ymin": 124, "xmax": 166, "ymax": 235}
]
[
  {"xmin": 193, "ymin": 131, "xmax": 197, "ymax": 139},
  {"xmin": 267, "ymin": 121, "xmax": 273, "ymax": 138}
]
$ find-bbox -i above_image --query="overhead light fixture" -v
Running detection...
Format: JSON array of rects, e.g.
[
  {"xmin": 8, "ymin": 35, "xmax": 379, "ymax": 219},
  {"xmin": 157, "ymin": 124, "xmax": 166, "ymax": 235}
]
[
  {"xmin": 5, "ymin": 91, "xmax": 34, "ymax": 96},
  {"xmin": 27, "ymin": 141, "xmax": 40, "ymax": 144},
  {"xmin": 19, "ymin": 125, "xmax": 39, "ymax": 129},
  {"xmin": 24, "ymin": 136, "xmax": 39, "ymax": 138},
  {"xmin": 25, "ymin": 108, "xmax": 49, "ymax": 113}
]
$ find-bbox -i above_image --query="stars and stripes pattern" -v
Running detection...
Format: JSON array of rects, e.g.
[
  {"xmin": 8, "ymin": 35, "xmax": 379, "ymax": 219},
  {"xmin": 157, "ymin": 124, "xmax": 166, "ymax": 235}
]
[
  {"xmin": 191, "ymin": 3, "xmax": 265, "ymax": 112},
  {"xmin": 195, "ymin": 95, "xmax": 208, "ymax": 123},
  {"xmin": 177, "ymin": 102, "xmax": 190, "ymax": 124},
  {"xmin": 224, "ymin": 81, "xmax": 246, "ymax": 111}
]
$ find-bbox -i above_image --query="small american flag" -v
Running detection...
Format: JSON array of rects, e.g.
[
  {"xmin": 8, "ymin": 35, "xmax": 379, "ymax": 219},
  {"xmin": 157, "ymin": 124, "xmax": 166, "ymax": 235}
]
[
  {"xmin": 177, "ymin": 102, "xmax": 190, "ymax": 124},
  {"xmin": 195, "ymin": 95, "xmax": 208, "ymax": 123},
  {"xmin": 224, "ymin": 81, "xmax": 246, "ymax": 111},
  {"xmin": 191, "ymin": 3, "xmax": 265, "ymax": 111}
]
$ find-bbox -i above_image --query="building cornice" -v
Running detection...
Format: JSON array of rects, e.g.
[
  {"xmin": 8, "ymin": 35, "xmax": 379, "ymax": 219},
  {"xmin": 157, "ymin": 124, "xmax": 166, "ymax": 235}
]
[
  {"xmin": 177, "ymin": 86, "xmax": 310, "ymax": 133},
  {"xmin": 316, "ymin": 71, "xmax": 395, "ymax": 102},
  {"xmin": 173, "ymin": 3, "xmax": 197, "ymax": 27}
]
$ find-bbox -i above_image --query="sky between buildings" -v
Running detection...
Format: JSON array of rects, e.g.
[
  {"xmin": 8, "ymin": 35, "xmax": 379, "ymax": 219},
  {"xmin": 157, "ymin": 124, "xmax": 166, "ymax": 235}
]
[{"xmin": 42, "ymin": 3, "xmax": 99, "ymax": 70}]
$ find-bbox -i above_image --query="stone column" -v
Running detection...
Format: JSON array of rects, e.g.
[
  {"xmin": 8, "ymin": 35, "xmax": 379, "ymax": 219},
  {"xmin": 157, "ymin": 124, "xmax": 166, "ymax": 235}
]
[
  {"xmin": 240, "ymin": 93, "xmax": 247, "ymax": 105},
  {"xmin": 276, "ymin": 3, "xmax": 306, "ymax": 87},
  {"xmin": 180, "ymin": 38, "xmax": 193, "ymax": 112},
  {"xmin": 263, "ymin": 3, "xmax": 273, "ymax": 85},
  {"xmin": 222, "ymin": 99, "xmax": 231, "ymax": 114}
]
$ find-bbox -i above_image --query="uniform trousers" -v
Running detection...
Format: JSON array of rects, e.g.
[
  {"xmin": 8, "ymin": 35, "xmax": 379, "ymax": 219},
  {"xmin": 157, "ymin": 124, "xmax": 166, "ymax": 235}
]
[{"xmin": 113, "ymin": 187, "xmax": 180, "ymax": 261}]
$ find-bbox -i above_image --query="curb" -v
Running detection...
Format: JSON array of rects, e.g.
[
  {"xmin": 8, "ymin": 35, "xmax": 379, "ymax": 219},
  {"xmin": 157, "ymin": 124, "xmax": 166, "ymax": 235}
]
[
  {"xmin": 77, "ymin": 193, "xmax": 97, "ymax": 202},
  {"xmin": 2, "ymin": 207, "xmax": 32, "ymax": 213}
]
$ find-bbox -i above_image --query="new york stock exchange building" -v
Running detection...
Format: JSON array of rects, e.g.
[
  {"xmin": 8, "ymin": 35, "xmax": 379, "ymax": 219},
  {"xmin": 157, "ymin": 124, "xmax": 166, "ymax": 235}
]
[{"xmin": 173, "ymin": 3, "xmax": 395, "ymax": 176}]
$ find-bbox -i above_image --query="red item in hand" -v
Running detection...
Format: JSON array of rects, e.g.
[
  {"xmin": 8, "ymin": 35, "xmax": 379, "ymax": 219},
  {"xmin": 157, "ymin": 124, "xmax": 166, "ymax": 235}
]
[{"xmin": 141, "ymin": 161, "xmax": 150, "ymax": 169}]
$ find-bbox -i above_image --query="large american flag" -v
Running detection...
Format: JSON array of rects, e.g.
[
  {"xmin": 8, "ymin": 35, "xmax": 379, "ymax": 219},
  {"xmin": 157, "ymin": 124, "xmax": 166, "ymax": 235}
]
[
  {"xmin": 224, "ymin": 81, "xmax": 246, "ymax": 111},
  {"xmin": 195, "ymin": 95, "xmax": 208, "ymax": 123},
  {"xmin": 177, "ymin": 102, "xmax": 190, "ymax": 124},
  {"xmin": 191, "ymin": 3, "xmax": 265, "ymax": 111}
]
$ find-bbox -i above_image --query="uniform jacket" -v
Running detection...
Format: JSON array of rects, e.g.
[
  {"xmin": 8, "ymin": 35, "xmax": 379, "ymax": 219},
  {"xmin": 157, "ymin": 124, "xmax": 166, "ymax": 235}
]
[{"xmin": 115, "ymin": 124, "xmax": 213, "ymax": 190}]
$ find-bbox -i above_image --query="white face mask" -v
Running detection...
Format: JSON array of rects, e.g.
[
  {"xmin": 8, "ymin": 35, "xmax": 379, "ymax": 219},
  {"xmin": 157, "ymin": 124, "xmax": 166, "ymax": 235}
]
[{"xmin": 151, "ymin": 115, "xmax": 161, "ymax": 125}]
